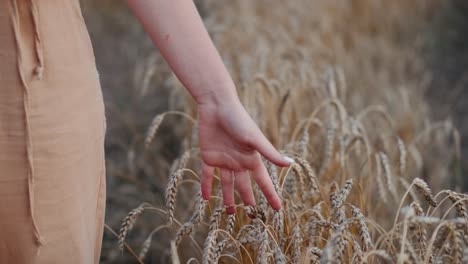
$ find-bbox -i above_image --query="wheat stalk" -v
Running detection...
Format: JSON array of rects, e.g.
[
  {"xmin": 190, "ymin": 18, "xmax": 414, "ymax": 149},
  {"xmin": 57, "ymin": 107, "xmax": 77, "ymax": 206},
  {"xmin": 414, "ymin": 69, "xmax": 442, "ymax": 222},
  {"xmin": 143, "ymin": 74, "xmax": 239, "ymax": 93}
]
[
  {"xmin": 298, "ymin": 124, "xmax": 310, "ymax": 157},
  {"xmin": 214, "ymin": 214, "xmax": 236, "ymax": 260},
  {"xmin": 174, "ymin": 192, "xmax": 207, "ymax": 246},
  {"xmin": 145, "ymin": 111, "xmax": 196, "ymax": 148},
  {"xmin": 257, "ymin": 229, "xmax": 271, "ymax": 264},
  {"xmin": 273, "ymin": 244, "xmax": 286, "ymax": 264},
  {"xmin": 236, "ymin": 224, "xmax": 258, "ymax": 245},
  {"xmin": 291, "ymin": 162, "xmax": 307, "ymax": 200},
  {"xmin": 138, "ymin": 233, "xmax": 153, "ymax": 260},
  {"xmin": 452, "ymin": 229, "xmax": 463, "ymax": 264},
  {"xmin": 118, "ymin": 203, "xmax": 148, "ymax": 252},
  {"xmin": 413, "ymin": 178, "xmax": 438, "ymax": 207},
  {"xmin": 145, "ymin": 113, "xmax": 165, "ymax": 148},
  {"xmin": 166, "ymin": 169, "xmax": 184, "ymax": 225},
  {"xmin": 397, "ymin": 137, "xmax": 407, "ymax": 176},
  {"xmin": 319, "ymin": 125, "xmax": 337, "ymax": 177},
  {"xmin": 245, "ymin": 205, "xmax": 267, "ymax": 223},
  {"xmin": 334, "ymin": 179, "xmax": 353, "ymax": 209},
  {"xmin": 351, "ymin": 205, "xmax": 372, "ymax": 251},
  {"xmin": 292, "ymin": 224, "xmax": 303, "ymax": 264},
  {"xmin": 202, "ymin": 208, "xmax": 224, "ymax": 264},
  {"xmin": 375, "ymin": 153, "xmax": 389, "ymax": 204},
  {"xmin": 410, "ymin": 202, "xmax": 428, "ymax": 258},
  {"xmin": 295, "ymin": 156, "xmax": 320, "ymax": 194},
  {"xmin": 378, "ymin": 152, "xmax": 399, "ymax": 203},
  {"xmin": 273, "ymin": 208, "xmax": 285, "ymax": 247}
]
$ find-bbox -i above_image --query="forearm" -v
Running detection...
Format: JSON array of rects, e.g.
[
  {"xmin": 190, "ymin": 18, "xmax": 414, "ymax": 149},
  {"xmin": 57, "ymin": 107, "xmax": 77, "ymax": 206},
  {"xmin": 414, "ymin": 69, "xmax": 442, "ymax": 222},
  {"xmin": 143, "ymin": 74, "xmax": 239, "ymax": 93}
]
[{"xmin": 127, "ymin": 0, "xmax": 238, "ymax": 106}]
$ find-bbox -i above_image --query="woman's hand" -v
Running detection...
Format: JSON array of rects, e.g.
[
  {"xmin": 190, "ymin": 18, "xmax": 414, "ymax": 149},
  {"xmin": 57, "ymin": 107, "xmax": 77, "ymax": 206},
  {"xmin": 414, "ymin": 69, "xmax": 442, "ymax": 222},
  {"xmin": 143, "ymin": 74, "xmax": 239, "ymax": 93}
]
[
  {"xmin": 197, "ymin": 95, "xmax": 293, "ymax": 214},
  {"xmin": 126, "ymin": 0, "xmax": 293, "ymax": 213}
]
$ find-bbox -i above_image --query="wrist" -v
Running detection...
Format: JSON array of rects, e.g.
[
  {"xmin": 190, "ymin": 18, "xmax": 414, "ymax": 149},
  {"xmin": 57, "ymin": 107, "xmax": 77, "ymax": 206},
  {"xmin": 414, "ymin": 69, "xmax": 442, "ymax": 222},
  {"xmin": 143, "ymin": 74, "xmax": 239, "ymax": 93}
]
[{"xmin": 195, "ymin": 82, "xmax": 239, "ymax": 108}]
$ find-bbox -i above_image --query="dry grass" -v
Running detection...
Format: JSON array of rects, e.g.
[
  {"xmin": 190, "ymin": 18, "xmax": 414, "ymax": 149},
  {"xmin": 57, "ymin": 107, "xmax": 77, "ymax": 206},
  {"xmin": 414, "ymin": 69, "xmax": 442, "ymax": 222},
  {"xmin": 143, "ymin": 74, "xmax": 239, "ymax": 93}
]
[{"xmin": 100, "ymin": 0, "xmax": 466, "ymax": 263}]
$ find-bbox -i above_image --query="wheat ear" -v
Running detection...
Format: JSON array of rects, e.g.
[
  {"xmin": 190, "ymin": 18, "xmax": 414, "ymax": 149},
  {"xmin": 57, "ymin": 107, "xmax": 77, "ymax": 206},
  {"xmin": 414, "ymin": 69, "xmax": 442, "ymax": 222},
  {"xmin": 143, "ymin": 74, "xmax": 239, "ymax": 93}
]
[
  {"xmin": 292, "ymin": 224, "xmax": 303, "ymax": 264},
  {"xmin": 174, "ymin": 192, "xmax": 207, "ymax": 246},
  {"xmin": 379, "ymin": 152, "xmax": 399, "ymax": 203},
  {"xmin": 350, "ymin": 205, "xmax": 372, "ymax": 251},
  {"xmin": 413, "ymin": 178, "xmax": 438, "ymax": 207},
  {"xmin": 257, "ymin": 229, "xmax": 271, "ymax": 264},
  {"xmin": 202, "ymin": 208, "xmax": 224, "ymax": 264},
  {"xmin": 145, "ymin": 113, "xmax": 165, "ymax": 148},
  {"xmin": 118, "ymin": 203, "xmax": 147, "ymax": 252},
  {"xmin": 214, "ymin": 214, "xmax": 236, "ymax": 260},
  {"xmin": 273, "ymin": 244, "xmax": 286, "ymax": 264},
  {"xmin": 165, "ymin": 169, "xmax": 184, "ymax": 225},
  {"xmin": 295, "ymin": 156, "xmax": 320, "ymax": 194}
]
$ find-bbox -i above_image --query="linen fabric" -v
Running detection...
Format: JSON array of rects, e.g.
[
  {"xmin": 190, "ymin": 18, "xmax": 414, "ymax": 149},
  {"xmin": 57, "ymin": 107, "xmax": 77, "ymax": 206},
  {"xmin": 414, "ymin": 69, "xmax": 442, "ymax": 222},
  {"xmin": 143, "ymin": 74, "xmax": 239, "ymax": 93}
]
[{"xmin": 0, "ymin": 0, "xmax": 106, "ymax": 263}]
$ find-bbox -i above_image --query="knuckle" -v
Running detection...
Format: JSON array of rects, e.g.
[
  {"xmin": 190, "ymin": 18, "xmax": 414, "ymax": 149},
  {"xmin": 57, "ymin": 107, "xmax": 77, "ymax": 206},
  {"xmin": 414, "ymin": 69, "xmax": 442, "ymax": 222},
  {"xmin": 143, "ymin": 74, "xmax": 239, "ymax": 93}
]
[{"xmin": 238, "ymin": 133, "xmax": 255, "ymax": 147}]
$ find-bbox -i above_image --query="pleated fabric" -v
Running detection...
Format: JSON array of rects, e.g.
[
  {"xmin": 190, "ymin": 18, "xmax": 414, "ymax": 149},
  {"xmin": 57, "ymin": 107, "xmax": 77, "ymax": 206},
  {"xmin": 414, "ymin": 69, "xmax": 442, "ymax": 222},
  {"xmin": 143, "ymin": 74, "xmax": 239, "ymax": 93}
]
[{"xmin": 0, "ymin": 0, "xmax": 106, "ymax": 263}]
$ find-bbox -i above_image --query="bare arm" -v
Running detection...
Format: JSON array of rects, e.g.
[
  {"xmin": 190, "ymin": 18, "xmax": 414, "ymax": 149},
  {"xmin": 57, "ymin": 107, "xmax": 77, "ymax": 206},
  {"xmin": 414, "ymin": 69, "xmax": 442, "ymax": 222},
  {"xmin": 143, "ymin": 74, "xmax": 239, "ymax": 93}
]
[
  {"xmin": 126, "ymin": 0, "xmax": 234, "ymax": 104},
  {"xmin": 127, "ymin": 0, "xmax": 293, "ymax": 213}
]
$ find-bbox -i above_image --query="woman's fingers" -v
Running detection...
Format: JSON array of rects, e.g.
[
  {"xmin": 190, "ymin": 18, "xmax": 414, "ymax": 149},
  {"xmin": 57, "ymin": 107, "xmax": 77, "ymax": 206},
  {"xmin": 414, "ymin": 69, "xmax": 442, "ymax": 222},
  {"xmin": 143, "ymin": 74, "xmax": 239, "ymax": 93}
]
[
  {"xmin": 234, "ymin": 171, "xmax": 256, "ymax": 206},
  {"xmin": 220, "ymin": 169, "xmax": 236, "ymax": 214},
  {"xmin": 250, "ymin": 126, "xmax": 293, "ymax": 167},
  {"xmin": 251, "ymin": 155, "xmax": 282, "ymax": 210},
  {"xmin": 201, "ymin": 162, "xmax": 214, "ymax": 200}
]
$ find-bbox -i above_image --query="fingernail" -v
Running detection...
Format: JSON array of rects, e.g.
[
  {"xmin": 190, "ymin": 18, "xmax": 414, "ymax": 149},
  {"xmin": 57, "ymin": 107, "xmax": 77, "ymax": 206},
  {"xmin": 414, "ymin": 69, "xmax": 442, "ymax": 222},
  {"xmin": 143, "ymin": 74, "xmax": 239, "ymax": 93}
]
[
  {"xmin": 247, "ymin": 212, "xmax": 255, "ymax": 219},
  {"xmin": 226, "ymin": 205, "xmax": 235, "ymax": 214},
  {"xmin": 283, "ymin": 156, "xmax": 294, "ymax": 164},
  {"xmin": 202, "ymin": 193, "xmax": 211, "ymax": 201}
]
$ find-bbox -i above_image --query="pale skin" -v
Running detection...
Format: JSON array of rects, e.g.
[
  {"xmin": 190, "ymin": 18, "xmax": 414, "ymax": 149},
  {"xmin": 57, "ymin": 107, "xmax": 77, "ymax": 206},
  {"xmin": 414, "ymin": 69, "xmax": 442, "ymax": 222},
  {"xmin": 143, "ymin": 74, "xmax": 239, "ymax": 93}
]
[{"xmin": 127, "ymin": 0, "xmax": 293, "ymax": 214}]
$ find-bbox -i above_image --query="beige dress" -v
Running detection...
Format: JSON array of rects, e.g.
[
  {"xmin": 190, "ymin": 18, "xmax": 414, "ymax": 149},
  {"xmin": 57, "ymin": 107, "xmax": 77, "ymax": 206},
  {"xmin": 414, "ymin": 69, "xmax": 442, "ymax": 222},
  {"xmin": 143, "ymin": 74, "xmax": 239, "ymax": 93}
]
[{"xmin": 0, "ymin": 0, "xmax": 106, "ymax": 263}]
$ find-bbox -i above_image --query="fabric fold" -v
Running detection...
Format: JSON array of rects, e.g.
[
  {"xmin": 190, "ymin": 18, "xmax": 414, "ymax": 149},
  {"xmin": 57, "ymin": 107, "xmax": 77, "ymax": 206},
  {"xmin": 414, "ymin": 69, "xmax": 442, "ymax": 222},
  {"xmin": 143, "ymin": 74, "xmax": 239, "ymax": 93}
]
[{"xmin": 9, "ymin": 0, "xmax": 45, "ymax": 252}]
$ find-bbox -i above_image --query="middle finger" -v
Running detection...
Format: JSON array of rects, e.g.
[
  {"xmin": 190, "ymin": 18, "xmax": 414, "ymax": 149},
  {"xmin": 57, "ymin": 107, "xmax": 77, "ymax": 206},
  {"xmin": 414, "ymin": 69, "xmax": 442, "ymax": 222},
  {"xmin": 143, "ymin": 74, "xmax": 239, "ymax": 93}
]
[{"xmin": 221, "ymin": 168, "xmax": 235, "ymax": 214}]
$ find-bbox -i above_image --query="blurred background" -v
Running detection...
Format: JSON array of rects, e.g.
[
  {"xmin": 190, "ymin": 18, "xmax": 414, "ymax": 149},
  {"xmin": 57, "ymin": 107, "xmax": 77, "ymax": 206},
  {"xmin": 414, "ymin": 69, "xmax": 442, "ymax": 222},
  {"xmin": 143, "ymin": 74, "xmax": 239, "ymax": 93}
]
[{"xmin": 78, "ymin": 0, "xmax": 468, "ymax": 263}]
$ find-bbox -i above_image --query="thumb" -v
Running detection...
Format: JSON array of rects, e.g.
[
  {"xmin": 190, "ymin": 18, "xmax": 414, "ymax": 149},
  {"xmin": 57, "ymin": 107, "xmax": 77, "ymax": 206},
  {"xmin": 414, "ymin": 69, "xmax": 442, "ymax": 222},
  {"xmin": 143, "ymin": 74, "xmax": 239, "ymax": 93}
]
[{"xmin": 251, "ymin": 127, "xmax": 294, "ymax": 167}]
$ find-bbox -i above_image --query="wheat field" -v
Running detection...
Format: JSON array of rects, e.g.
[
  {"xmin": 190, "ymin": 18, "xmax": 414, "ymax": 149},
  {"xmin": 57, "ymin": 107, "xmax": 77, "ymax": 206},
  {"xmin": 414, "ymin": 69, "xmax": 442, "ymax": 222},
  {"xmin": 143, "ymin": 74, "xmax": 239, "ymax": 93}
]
[{"xmin": 99, "ymin": 1, "xmax": 467, "ymax": 263}]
